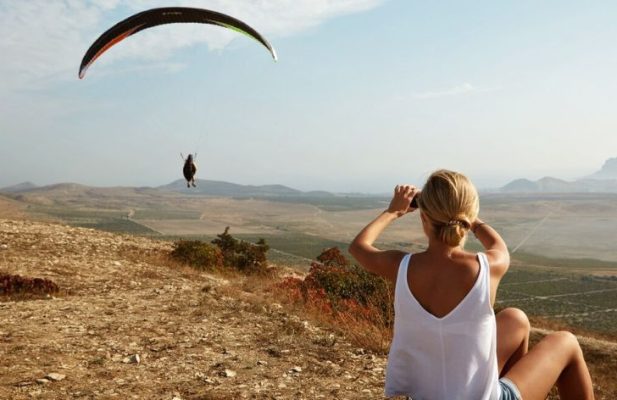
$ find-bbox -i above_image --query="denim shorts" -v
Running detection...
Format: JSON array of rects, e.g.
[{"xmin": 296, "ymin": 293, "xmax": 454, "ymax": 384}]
[{"xmin": 499, "ymin": 377, "xmax": 522, "ymax": 400}]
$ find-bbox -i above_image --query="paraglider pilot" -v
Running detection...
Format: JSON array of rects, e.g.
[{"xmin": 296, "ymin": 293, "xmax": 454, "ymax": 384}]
[{"xmin": 181, "ymin": 153, "xmax": 197, "ymax": 188}]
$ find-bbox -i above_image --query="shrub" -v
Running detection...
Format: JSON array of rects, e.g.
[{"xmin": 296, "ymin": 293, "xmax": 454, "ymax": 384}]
[
  {"xmin": 211, "ymin": 227, "xmax": 269, "ymax": 274},
  {"xmin": 172, "ymin": 228, "xmax": 270, "ymax": 274},
  {"xmin": 170, "ymin": 240, "xmax": 224, "ymax": 270},
  {"xmin": 0, "ymin": 273, "xmax": 59, "ymax": 299},
  {"xmin": 274, "ymin": 247, "xmax": 394, "ymax": 352},
  {"xmin": 278, "ymin": 247, "xmax": 394, "ymax": 326}
]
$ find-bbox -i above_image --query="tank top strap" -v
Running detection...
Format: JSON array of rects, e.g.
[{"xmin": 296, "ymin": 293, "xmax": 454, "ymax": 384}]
[
  {"xmin": 396, "ymin": 253, "xmax": 412, "ymax": 289},
  {"xmin": 477, "ymin": 252, "xmax": 489, "ymax": 280},
  {"xmin": 476, "ymin": 252, "xmax": 493, "ymax": 307}
]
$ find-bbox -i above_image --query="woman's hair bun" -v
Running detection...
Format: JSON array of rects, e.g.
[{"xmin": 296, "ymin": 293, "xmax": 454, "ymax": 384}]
[{"xmin": 418, "ymin": 170, "xmax": 479, "ymax": 247}]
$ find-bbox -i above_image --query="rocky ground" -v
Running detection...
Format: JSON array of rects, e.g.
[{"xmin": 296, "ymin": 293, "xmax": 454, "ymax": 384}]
[{"xmin": 0, "ymin": 219, "xmax": 388, "ymax": 399}]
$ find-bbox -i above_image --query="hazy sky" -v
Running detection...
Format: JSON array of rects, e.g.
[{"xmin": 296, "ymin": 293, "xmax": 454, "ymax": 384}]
[{"xmin": 1, "ymin": 0, "xmax": 616, "ymax": 192}]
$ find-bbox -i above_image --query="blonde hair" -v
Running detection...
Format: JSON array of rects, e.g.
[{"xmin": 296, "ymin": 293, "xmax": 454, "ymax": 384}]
[{"xmin": 417, "ymin": 169, "xmax": 479, "ymax": 247}]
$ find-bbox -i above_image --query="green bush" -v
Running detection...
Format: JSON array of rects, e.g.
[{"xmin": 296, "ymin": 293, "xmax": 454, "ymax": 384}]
[
  {"xmin": 172, "ymin": 228, "xmax": 269, "ymax": 274},
  {"xmin": 170, "ymin": 240, "xmax": 224, "ymax": 270},
  {"xmin": 211, "ymin": 227, "xmax": 269, "ymax": 274}
]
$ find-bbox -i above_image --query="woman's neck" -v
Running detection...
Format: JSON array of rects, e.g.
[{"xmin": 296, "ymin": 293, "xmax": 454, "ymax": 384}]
[{"xmin": 426, "ymin": 237, "xmax": 462, "ymax": 258}]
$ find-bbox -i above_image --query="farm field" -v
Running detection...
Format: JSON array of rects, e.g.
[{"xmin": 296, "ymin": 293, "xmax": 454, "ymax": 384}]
[{"xmin": 497, "ymin": 268, "xmax": 617, "ymax": 337}]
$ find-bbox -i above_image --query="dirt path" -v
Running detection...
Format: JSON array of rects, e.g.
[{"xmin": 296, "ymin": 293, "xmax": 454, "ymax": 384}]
[{"xmin": 0, "ymin": 220, "xmax": 387, "ymax": 400}]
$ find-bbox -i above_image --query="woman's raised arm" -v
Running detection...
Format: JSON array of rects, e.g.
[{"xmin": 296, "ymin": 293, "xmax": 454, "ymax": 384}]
[
  {"xmin": 348, "ymin": 185, "xmax": 418, "ymax": 282},
  {"xmin": 472, "ymin": 219, "xmax": 510, "ymax": 279}
]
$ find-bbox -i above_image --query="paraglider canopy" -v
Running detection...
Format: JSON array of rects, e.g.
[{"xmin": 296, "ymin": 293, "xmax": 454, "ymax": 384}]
[{"xmin": 79, "ymin": 7, "xmax": 277, "ymax": 79}]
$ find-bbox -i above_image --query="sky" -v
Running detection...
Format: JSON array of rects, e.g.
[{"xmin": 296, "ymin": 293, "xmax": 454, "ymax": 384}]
[{"xmin": 1, "ymin": 0, "xmax": 616, "ymax": 193}]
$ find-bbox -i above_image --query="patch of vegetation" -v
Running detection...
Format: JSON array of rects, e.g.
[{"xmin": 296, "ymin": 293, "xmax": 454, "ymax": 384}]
[
  {"xmin": 496, "ymin": 267, "xmax": 617, "ymax": 337},
  {"xmin": 276, "ymin": 247, "xmax": 393, "ymax": 352},
  {"xmin": 28, "ymin": 205, "xmax": 157, "ymax": 234},
  {"xmin": 235, "ymin": 232, "xmax": 351, "ymax": 261},
  {"xmin": 0, "ymin": 273, "xmax": 59, "ymax": 300},
  {"xmin": 171, "ymin": 241, "xmax": 224, "ymax": 271},
  {"xmin": 262, "ymin": 195, "xmax": 389, "ymax": 211},
  {"xmin": 212, "ymin": 228, "xmax": 269, "ymax": 274},
  {"xmin": 79, "ymin": 219, "xmax": 157, "ymax": 234},
  {"xmin": 510, "ymin": 250, "xmax": 617, "ymax": 270},
  {"xmin": 171, "ymin": 227, "xmax": 270, "ymax": 274},
  {"xmin": 131, "ymin": 209, "xmax": 201, "ymax": 220}
]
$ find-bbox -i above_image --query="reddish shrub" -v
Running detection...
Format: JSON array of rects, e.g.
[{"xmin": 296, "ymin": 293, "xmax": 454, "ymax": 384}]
[
  {"xmin": 0, "ymin": 273, "xmax": 59, "ymax": 299},
  {"xmin": 276, "ymin": 247, "xmax": 394, "ymax": 327}
]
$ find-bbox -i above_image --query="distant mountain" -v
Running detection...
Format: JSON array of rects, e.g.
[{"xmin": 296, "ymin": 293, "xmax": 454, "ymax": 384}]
[
  {"xmin": 158, "ymin": 179, "xmax": 334, "ymax": 198},
  {"xmin": 0, "ymin": 182, "xmax": 37, "ymax": 193},
  {"xmin": 586, "ymin": 157, "xmax": 617, "ymax": 180},
  {"xmin": 501, "ymin": 162, "xmax": 617, "ymax": 193}
]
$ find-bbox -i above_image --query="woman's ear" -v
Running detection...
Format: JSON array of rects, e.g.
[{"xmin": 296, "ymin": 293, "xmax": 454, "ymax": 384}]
[
  {"xmin": 420, "ymin": 211, "xmax": 428, "ymax": 225},
  {"xmin": 420, "ymin": 211, "xmax": 433, "ymax": 237}
]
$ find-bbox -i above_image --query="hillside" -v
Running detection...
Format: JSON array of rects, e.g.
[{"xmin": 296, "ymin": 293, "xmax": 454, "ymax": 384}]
[
  {"xmin": 1, "ymin": 219, "xmax": 616, "ymax": 399},
  {"xmin": 587, "ymin": 157, "xmax": 617, "ymax": 180},
  {"xmin": 0, "ymin": 182, "xmax": 37, "ymax": 193},
  {"xmin": 0, "ymin": 219, "xmax": 386, "ymax": 399},
  {"xmin": 158, "ymin": 179, "xmax": 310, "ymax": 197}
]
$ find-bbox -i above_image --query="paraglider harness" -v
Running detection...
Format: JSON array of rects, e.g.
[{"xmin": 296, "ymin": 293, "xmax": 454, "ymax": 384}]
[{"xmin": 181, "ymin": 153, "xmax": 197, "ymax": 188}]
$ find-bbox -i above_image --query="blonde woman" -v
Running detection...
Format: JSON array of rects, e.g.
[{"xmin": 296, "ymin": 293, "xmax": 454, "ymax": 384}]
[{"xmin": 349, "ymin": 170, "xmax": 594, "ymax": 400}]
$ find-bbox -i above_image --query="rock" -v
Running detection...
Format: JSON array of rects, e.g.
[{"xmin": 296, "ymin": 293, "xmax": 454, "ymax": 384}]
[
  {"xmin": 0, "ymin": 244, "xmax": 8, "ymax": 250},
  {"xmin": 16, "ymin": 381, "xmax": 34, "ymax": 387},
  {"xmin": 290, "ymin": 366, "xmax": 302, "ymax": 373},
  {"xmin": 113, "ymin": 261, "xmax": 121, "ymax": 267},
  {"xmin": 45, "ymin": 373, "xmax": 66, "ymax": 381},
  {"xmin": 122, "ymin": 354, "xmax": 140, "ymax": 364},
  {"xmin": 257, "ymin": 360, "xmax": 268, "ymax": 366},
  {"xmin": 223, "ymin": 369, "xmax": 236, "ymax": 378},
  {"xmin": 36, "ymin": 378, "xmax": 49, "ymax": 385}
]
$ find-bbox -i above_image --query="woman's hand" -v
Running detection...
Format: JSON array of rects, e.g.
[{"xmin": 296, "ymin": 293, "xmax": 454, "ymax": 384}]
[{"xmin": 387, "ymin": 185, "xmax": 419, "ymax": 217}]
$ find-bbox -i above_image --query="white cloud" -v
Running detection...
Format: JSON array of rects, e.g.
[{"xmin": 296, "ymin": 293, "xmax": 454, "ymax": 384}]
[
  {"xmin": 0, "ymin": 0, "xmax": 383, "ymax": 92},
  {"xmin": 412, "ymin": 83, "xmax": 501, "ymax": 99}
]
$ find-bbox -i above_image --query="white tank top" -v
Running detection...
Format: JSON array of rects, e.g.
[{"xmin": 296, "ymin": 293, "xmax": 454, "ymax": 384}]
[{"xmin": 385, "ymin": 253, "xmax": 501, "ymax": 400}]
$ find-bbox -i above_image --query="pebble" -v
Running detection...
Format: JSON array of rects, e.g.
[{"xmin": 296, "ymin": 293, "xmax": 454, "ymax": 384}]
[
  {"xmin": 45, "ymin": 373, "xmax": 66, "ymax": 381},
  {"xmin": 0, "ymin": 244, "xmax": 8, "ymax": 250},
  {"xmin": 36, "ymin": 378, "xmax": 49, "ymax": 385},
  {"xmin": 122, "ymin": 354, "xmax": 140, "ymax": 364},
  {"xmin": 290, "ymin": 366, "xmax": 302, "ymax": 373}
]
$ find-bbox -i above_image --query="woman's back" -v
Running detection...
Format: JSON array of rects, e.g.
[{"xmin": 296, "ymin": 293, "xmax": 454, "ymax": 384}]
[
  {"xmin": 385, "ymin": 252, "xmax": 501, "ymax": 400},
  {"xmin": 407, "ymin": 250, "xmax": 482, "ymax": 318}
]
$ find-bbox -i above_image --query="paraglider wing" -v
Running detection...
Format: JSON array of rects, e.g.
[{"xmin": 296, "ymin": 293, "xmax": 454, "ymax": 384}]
[{"xmin": 79, "ymin": 7, "xmax": 277, "ymax": 78}]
